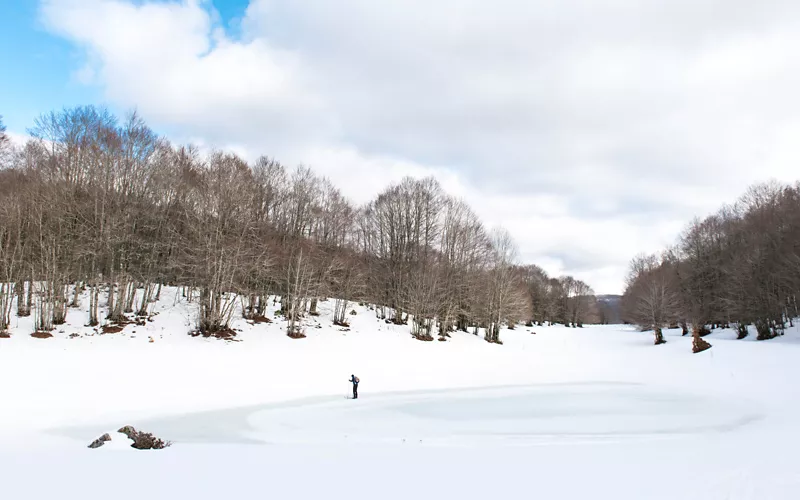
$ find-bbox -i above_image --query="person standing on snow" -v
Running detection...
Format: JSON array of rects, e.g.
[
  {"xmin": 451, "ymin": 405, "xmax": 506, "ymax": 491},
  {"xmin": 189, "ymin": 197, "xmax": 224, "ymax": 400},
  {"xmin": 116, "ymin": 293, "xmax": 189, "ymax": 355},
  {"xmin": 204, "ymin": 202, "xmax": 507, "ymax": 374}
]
[{"xmin": 349, "ymin": 374, "xmax": 359, "ymax": 399}]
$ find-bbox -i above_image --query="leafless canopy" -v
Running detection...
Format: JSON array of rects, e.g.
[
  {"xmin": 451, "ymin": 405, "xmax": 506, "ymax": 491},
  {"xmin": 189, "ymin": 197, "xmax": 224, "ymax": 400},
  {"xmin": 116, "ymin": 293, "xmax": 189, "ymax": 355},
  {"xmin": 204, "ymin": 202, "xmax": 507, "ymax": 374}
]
[
  {"xmin": 623, "ymin": 181, "xmax": 800, "ymax": 352},
  {"xmin": 0, "ymin": 106, "xmax": 600, "ymax": 341}
]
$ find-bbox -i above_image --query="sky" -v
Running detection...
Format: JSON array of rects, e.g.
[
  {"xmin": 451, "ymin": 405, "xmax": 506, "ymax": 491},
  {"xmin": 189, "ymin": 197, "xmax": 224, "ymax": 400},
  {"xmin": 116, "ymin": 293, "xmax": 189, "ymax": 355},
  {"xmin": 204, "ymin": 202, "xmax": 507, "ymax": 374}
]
[{"xmin": 2, "ymin": 0, "xmax": 800, "ymax": 294}]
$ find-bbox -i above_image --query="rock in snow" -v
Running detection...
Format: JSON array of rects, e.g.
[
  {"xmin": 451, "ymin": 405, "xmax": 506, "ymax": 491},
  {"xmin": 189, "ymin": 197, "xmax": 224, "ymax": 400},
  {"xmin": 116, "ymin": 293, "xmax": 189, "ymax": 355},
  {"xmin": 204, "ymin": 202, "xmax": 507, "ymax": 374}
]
[{"xmin": 87, "ymin": 433, "xmax": 112, "ymax": 449}]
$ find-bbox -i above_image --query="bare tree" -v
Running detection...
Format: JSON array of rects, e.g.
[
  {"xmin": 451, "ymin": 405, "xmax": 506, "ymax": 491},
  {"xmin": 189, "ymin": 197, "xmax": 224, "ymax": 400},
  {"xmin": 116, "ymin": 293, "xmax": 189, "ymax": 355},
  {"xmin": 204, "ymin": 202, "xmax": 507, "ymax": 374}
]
[
  {"xmin": 622, "ymin": 254, "xmax": 680, "ymax": 345},
  {"xmin": 629, "ymin": 180, "xmax": 800, "ymax": 351},
  {"xmin": 0, "ymin": 105, "xmax": 603, "ymax": 344},
  {"xmin": 0, "ymin": 206, "xmax": 21, "ymax": 334},
  {"xmin": 483, "ymin": 228, "xmax": 526, "ymax": 344},
  {"xmin": 0, "ymin": 115, "xmax": 10, "ymax": 164},
  {"xmin": 328, "ymin": 252, "xmax": 365, "ymax": 327}
]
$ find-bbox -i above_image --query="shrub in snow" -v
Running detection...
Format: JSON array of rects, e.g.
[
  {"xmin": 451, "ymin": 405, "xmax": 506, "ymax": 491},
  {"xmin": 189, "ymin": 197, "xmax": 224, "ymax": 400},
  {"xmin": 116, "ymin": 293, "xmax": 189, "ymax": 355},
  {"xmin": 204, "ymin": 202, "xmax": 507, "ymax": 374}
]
[
  {"xmin": 118, "ymin": 426, "xmax": 171, "ymax": 450},
  {"xmin": 189, "ymin": 327, "xmax": 238, "ymax": 341},
  {"xmin": 118, "ymin": 426, "xmax": 137, "ymax": 438},
  {"xmin": 131, "ymin": 432, "xmax": 171, "ymax": 450}
]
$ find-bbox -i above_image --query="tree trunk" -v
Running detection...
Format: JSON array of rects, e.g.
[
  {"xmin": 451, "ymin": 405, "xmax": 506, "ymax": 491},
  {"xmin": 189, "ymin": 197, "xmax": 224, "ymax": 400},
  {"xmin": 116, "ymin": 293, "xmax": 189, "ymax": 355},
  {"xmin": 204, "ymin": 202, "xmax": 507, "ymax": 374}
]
[
  {"xmin": 309, "ymin": 298, "xmax": 318, "ymax": 316},
  {"xmin": 71, "ymin": 281, "xmax": 81, "ymax": 308},
  {"xmin": 736, "ymin": 323, "xmax": 748, "ymax": 339},
  {"xmin": 137, "ymin": 282, "xmax": 153, "ymax": 317},
  {"xmin": 124, "ymin": 282, "xmax": 136, "ymax": 313},
  {"xmin": 107, "ymin": 282, "xmax": 116, "ymax": 319},
  {"xmin": 16, "ymin": 280, "xmax": 29, "ymax": 317},
  {"xmin": 653, "ymin": 326, "xmax": 666, "ymax": 345},
  {"xmin": 279, "ymin": 294, "xmax": 288, "ymax": 315},
  {"xmin": 755, "ymin": 319, "xmax": 774, "ymax": 340},
  {"xmin": 88, "ymin": 281, "xmax": 99, "ymax": 327},
  {"xmin": 52, "ymin": 282, "xmax": 68, "ymax": 325},
  {"xmin": 256, "ymin": 295, "xmax": 265, "ymax": 316},
  {"xmin": 243, "ymin": 294, "xmax": 254, "ymax": 319},
  {"xmin": 692, "ymin": 324, "xmax": 712, "ymax": 353},
  {"xmin": 0, "ymin": 282, "xmax": 14, "ymax": 333},
  {"xmin": 26, "ymin": 278, "xmax": 33, "ymax": 317}
]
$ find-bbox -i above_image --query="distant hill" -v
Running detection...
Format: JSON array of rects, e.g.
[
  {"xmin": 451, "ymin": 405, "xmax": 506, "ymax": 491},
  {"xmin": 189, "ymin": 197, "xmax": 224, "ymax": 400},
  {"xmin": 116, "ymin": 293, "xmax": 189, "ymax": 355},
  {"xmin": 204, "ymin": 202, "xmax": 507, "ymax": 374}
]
[{"xmin": 596, "ymin": 295, "xmax": 622, "ymax": 324}]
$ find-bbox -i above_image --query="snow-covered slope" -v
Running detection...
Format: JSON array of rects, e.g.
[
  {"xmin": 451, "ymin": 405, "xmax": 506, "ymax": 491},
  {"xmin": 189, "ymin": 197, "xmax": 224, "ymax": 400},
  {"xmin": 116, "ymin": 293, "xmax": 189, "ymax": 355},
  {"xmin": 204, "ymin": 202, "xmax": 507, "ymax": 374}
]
[{"xmin": 1, "ymin": 287, "xmax": 799, "ymax": 499}]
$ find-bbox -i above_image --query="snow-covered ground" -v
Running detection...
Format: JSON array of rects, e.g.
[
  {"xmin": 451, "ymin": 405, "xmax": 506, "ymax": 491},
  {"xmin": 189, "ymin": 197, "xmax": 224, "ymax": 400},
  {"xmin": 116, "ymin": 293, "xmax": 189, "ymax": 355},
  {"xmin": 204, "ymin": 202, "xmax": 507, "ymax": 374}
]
[{"xmin": 1, "ymin": 287, "xmax": 799, "ymax": 499}]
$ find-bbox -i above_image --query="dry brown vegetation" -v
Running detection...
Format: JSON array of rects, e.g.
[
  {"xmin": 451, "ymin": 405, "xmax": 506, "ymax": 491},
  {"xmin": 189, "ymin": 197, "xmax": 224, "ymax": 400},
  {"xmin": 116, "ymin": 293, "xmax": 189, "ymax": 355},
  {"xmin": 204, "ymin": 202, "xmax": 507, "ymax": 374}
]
[
  {"xmin": 0, "ymin": 106, "xmax": 599, "ymax": 343},
  {"xmin": 623, "ymin": 182, "xmax": 800, "ymax": 352}
]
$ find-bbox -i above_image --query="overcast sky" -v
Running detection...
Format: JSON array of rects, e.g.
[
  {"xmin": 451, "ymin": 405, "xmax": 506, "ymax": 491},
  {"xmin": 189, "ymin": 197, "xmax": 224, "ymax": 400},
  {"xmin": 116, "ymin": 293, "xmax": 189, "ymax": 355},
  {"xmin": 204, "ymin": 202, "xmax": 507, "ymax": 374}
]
[{"xmin": 13, "ymin": 0, "xmax": 800, "ymax": 293}]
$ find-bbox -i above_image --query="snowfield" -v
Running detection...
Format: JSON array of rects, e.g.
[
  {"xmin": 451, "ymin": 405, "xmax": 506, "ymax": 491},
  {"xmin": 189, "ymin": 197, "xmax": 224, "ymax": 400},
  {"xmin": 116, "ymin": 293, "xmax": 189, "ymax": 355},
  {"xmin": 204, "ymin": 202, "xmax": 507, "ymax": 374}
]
[{"xmin": 1, "ymin": 287, "xmax": 799, "ymax": 499}]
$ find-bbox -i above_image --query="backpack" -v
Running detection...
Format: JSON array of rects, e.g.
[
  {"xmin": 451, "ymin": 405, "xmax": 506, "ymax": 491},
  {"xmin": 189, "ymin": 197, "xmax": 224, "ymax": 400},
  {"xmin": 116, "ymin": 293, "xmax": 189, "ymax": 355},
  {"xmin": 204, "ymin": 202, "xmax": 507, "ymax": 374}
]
[{"xmin": 353, "ymin": 376, "xmax": 360, "ymax": 384}]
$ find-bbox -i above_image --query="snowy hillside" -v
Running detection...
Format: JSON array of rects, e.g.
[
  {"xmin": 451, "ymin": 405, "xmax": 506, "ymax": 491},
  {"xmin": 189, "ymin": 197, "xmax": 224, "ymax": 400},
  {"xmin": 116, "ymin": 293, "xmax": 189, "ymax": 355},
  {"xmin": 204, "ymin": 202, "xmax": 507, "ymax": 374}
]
[{"xmin": 1, "ymin": 287, "xmax": 799, "ymax": 499}]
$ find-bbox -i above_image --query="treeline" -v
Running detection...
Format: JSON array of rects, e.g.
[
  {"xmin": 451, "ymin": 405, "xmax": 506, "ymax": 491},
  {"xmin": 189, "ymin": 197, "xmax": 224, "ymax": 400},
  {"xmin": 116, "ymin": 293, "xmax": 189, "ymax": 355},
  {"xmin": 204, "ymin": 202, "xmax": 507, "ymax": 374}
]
[
  {"xmin": 0, "ymin": 108, "xmax": 598, "ymax": 342},
  {"xmin": 622, "ymin": 182, "xmax": 800, "ymax": 352}
]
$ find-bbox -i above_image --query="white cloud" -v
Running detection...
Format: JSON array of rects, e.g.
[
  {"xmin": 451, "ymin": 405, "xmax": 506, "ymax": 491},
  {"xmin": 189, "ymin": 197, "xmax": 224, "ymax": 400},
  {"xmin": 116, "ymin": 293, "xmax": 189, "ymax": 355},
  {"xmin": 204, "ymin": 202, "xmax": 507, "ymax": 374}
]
[{"xmin": 37, "ymin": 0, "xmax": 800, "ymax": 293}]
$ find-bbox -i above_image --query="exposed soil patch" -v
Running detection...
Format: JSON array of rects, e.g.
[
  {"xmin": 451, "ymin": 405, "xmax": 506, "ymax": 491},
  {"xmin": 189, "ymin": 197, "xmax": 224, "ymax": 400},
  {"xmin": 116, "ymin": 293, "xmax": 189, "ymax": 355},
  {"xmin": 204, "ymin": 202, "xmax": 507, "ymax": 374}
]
[
  {"xmin": 102, "ymin": 324, "xmax": 126, "ymax": 334},
  {"xmin": 288, "ymin": 331, "xmax": 307, "ymax": 339},
  {"xmin": 189, "ymin": 328, "xmax": 239, "ymax": 341},
  {"xmin": 0, "ymin": 332, "xmax": 11, "ymax": 339},
  {"xmin": 31, "ymin": 331, "xmax": 54, "ymax": 339},
  {"xmin": 247, "ymin": 315, "xmax": 272, "ymax": 324}
]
